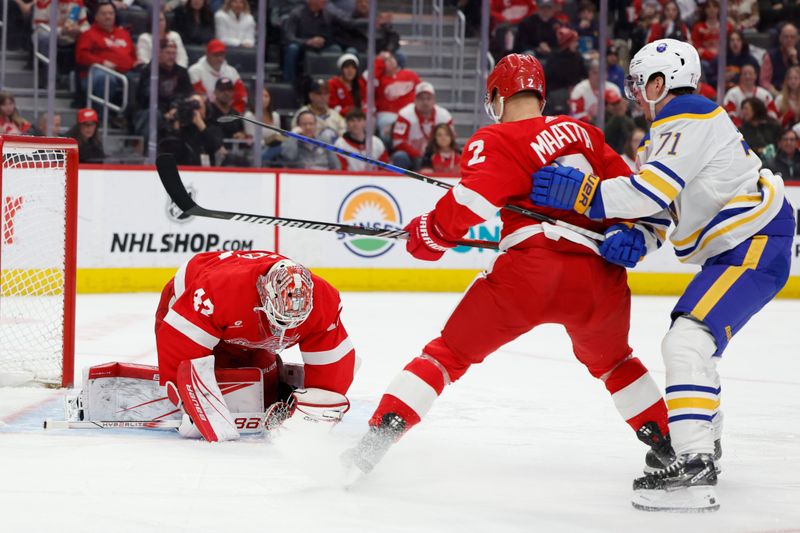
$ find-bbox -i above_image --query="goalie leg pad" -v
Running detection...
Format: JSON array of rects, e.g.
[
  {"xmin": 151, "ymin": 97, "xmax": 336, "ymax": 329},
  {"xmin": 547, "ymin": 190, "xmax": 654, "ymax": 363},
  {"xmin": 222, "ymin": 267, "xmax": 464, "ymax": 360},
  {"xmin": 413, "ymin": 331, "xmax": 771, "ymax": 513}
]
[{"xmin": 176, "ymin": 356, "xmax": 240, "ymax": 442}]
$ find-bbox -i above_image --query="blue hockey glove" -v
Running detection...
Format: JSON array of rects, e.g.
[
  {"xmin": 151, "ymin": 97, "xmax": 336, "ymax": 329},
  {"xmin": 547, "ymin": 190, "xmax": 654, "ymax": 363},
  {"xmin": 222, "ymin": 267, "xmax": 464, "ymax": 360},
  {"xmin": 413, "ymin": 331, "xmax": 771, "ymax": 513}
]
[
  {"xmin": 599, "ymin": 224, "xmax": 647, "ymax": 268},
  {"xmin": 530, "ymin": 164, "xmax": 600, "ymax": 214}
]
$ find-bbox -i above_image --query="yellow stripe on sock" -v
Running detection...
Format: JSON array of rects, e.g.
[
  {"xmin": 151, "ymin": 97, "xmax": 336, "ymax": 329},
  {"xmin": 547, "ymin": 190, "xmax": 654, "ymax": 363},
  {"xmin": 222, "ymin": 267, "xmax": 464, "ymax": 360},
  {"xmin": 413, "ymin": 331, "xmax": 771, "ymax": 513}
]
[{"xmin": 667, "ymin": 398, "xmax": 721, "ymax": 411}]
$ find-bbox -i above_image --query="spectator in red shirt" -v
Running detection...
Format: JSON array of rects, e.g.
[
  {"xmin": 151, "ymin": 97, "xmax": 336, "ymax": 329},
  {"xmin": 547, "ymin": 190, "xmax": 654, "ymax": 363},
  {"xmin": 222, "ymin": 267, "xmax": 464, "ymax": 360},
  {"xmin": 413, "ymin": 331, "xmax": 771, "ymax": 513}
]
[
  {"xmin": 75, "ymin": 1, "xmax": 135, "ymax": 109},
  {"xmin": 420, "ymin": 123, "xmax": 461, "ymax": 177},
  {"xmin": 647, "ymin": 1, "xmax": 689, "ymax": 43},
  {"xmin": 0, "ymin": 92, "xmax": 31, "ymax": 134},
  {"xmin": 691, "ymin": 0, "xmax": 733, "ymax": 85},
  {"xmin": 373, "ymin": 50, "xmax": 421, "ymax": 143},
  {"xmin": 328, "ymin": 53, "xmax": 366, "ymax": 117},
  {"xmin": 390, "ymin": 81, "xmax": 453, "ymax": 171}
]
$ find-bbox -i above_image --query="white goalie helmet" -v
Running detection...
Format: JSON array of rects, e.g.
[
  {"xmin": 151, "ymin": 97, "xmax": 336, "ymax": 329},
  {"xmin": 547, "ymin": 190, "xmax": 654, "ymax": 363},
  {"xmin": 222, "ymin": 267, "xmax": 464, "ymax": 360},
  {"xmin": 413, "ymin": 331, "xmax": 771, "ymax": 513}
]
[
  {"xmin": 625, "ymin": 39, "xmax": 701, "ymax": 116},
  {"xmin": 256, "ymin": 260, "xmax": 314, "ymax": 333}
]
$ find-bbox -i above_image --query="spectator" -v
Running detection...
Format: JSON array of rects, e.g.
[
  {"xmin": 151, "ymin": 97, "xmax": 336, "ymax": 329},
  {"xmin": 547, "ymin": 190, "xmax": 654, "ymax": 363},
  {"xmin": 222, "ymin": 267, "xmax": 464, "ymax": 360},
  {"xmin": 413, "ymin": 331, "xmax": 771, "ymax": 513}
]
[
  {"xmin": 390, "ymin": 82, "xmax": 453, "ymax": 171},
  {"xmin": 516, "ymin": 0, "xmax": 559, "ymax": 58},
  {"xmin": 739, "ymin": 97, "xmax": 782, "ymax": 164},
  {"xmin": 158, "ymin": 94, "xmax": 218, "ymax": 166},
  {"xmin": 333, "ymin": 108, "xmax": 387, "ymax": 171},
  {"xmin": 111, "ymin": 0, "xmax": 147, "ymax": 12},
  {"xmin": 7, "ymin": 0, "xmax": 33, "ymax": 52},
  {"xmin": 282, "ymin": 109, "xmax": 341, "ymax": 170},
  {"xmin": 770, "ymin": 128, "xmax": 800, "ymax": 180},
  {"xmin": 648, "ymin": 0, "xmax": 689, "ymax": 43},
  {"xmin": 607, "ymin": 45, "xmax": 626, "ymax": 94},
  {"xmin": 32, "ymin": 0, "xmax": 89, "ymax": 77},
  {"xmin": 723, "ymin": 30, "xmax": 760, "ymax": 88},
  {"xmin": 136, "ymin": 10, "xmax": 188, "ymax": 68},
  {"xmin": 172, "ymin": 0, "xmax": 215, "ymax": 46},
  {"xmin": 723, "ymin": 64, "xmax": 776, "ymax": 126},
  {"xmin": 281, "ymin": 0, "xmax": 355, "ymax": 84},
  {"xmin": 604, "ymin": 89, "xmax": 635, "ymax": 154},
  {"xmin": 621, "ymin": 127, "xmax": 646, "ymax": 171},
  {"xmin": 205, "ymin": 77, "xmax": 250, "ymax": 166},
  {"xmin": 75, "ymin": 2, "xmax": 135, "ymax": 107},
  {"xmin": 630, "ymin": 0, "xmax": 660, "ymax": 56},
  {"xmin": 27, "ymin": 113, "xmax": 62, "ymax": 136},
  {"xmin": 568, "ymin": 59, "xmax": 621, "ymax": 124},
  {"xmin": 243, "ymin": 87, "xmax": 284, "ymax": 166},
  {"xmin": 420, "ymin": 123, "xmax": 461, "ymax": 176},
  {"xmin": 335, "ymin": 0, "xmax": 400, "ymax": 58},
  {"xmin": 775, "ymin": 66, "xmax": 800, "ymax": 128},
  {"xmin": 727, "ymin": 0, "xmax": 759, "ymax": 32},
  {"xmin": 761, "ymin": 23, "xmax": 800, "ymax": 95},
  {"xmin": 690, "ymin": 0, "xmax": 733, "ymax": 83},
  {"xmin": 0, "ymin": 92, "xmax": 31, "ymax": 134},
  {"xmin": 188, "ymin": 39, "xmax": 249, "ymax": 114},
  {"xmin": 134, "ymin": 39, "xmax": 193, "ymax": 137},
  {"xmin": 214, "ymin": 0, "xmax": 255, "ymax": 48},
  {"xmin": 675, "ymin": 0, "xmax": 697, "ymax": 25},
  {"xmin": 545, "ymin": 28, "xmax": 586, "ymax": 94},
  {"xmin": 328, "ymin": 53, "xmax": 366, "ymax": 116},
  {"xmin": 373, "ymin": 50, "xmax": 421, "ymax": 143},
  {"xmin": 490, "ymin": 0, "xmax": 535, "ymax": 32},
  {"xmin": 291, "ymin": 78, "xmax": 346, "ymax": 142},
  {"xmin": 575, "ymin": 1, "xmax": 599, "ymax": 52},
  {"xmin": 66, "ymin": 108, "xmax": 105, "ymax": 163}
]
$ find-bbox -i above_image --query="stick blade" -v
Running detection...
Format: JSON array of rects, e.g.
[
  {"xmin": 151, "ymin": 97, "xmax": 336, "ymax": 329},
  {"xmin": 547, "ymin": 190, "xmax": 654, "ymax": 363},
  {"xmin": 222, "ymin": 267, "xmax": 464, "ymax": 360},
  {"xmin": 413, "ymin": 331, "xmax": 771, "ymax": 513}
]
[{"xmin": 156, "ymin": 154, "xmax": 196, "ymax": 212}]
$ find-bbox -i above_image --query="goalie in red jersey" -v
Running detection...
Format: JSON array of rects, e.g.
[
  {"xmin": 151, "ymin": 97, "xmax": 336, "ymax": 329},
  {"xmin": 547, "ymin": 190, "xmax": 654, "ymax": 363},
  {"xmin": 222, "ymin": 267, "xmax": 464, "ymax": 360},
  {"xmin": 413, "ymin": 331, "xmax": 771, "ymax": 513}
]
[
  {"xmin": 154, "ymin": 250, "xmax": 356, "ymax": 442},
  {"xmin": 345, "ymin": 54, "xmax": 673, "ymax": 476}
]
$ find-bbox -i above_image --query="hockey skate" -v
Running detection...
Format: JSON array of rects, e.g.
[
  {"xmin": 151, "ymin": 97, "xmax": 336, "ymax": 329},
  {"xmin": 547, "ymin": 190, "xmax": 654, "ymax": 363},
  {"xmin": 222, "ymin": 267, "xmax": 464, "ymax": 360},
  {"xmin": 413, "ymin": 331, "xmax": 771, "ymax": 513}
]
[
  {"xmin": 341, "ymin": 412, "xmax": 407, "ymax": 480},
  {"xmin": 638, "ymin": 422, "xmax": 675, "ymax": 473},
  {"xmin": 631, "ymin": 453, "xmax": 719, "ymax": 512}
]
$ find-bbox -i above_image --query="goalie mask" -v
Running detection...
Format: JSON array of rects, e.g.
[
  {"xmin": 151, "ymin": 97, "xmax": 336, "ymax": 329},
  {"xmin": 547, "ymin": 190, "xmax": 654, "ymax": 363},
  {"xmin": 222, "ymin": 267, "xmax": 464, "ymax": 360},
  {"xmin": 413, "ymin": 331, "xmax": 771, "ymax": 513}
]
[{"xmin": 256, "ymin": 260, "xmax": 314, "ymax": 334}]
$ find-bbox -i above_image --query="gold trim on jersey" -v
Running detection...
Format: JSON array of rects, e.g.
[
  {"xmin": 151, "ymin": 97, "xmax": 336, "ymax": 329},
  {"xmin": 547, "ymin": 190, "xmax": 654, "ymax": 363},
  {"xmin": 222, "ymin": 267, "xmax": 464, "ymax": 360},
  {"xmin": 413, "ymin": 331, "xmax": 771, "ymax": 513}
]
[{"xmin": 651, "ymin": 106, "xmax": 725, "ymax": 129}]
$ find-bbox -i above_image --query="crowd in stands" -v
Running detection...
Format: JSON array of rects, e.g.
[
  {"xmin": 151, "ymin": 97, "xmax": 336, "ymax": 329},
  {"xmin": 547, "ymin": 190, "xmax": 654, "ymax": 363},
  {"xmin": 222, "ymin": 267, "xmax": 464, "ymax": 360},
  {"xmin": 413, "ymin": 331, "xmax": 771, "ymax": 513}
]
[{"xmin": 1, "ymin": 0, "xmax": 800, "ymax": 180}]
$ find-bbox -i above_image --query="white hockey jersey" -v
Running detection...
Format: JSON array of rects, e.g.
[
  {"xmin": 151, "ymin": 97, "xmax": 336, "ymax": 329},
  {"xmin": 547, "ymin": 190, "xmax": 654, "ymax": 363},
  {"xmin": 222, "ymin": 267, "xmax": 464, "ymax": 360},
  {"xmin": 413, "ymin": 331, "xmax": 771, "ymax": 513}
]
[{"xmin": 589, "ymin": 94, "xmax": 787, "ymax": 265}]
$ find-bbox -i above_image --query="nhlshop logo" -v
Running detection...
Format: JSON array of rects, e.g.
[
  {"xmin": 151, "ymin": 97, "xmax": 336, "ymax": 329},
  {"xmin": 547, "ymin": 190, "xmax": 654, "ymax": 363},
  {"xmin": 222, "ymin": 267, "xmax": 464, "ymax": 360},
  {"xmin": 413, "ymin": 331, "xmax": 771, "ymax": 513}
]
[{"xmin": 337, "ymin": 185, "xmax": 403, "ymax": 258}]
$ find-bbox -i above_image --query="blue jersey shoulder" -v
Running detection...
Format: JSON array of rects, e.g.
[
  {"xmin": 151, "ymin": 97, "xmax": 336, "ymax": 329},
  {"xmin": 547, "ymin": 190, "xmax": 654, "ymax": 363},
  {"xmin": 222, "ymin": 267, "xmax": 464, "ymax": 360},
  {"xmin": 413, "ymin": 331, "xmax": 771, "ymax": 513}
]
[{"xmin": 653, "ymin": 94, "xmax": 720, "ymax": 124}]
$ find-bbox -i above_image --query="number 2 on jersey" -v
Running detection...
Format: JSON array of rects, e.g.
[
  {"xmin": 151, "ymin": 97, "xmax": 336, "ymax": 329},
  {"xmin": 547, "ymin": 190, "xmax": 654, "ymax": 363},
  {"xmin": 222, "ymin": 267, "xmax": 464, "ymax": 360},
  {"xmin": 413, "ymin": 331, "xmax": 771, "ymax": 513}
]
[{"xmin": 467, "ymin": 139, "xmax": 486, "ymax": 166}]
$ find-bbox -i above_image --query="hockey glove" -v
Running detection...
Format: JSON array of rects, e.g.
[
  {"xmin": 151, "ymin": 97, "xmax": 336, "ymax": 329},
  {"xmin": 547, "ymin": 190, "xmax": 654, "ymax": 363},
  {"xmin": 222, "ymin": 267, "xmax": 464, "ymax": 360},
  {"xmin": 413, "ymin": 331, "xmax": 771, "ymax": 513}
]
[
  {"xmin": 404, "ymin": 211, "xmax": 455, "ymax": 261},
  {"xmin": 530, "ymin": 164, "xmax": 600, "ymax": 214},
  {"xmin": 599, "ymin": 224, "xmax": 646, "ymax": 268}
]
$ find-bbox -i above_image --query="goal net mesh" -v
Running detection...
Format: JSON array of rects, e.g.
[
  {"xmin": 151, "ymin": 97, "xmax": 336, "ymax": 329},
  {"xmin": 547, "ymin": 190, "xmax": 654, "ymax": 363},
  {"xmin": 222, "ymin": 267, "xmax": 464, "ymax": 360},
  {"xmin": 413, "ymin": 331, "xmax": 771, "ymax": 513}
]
[{"xmin": 0, "ymin": 146, "xmax": 69, "ymax": 385}]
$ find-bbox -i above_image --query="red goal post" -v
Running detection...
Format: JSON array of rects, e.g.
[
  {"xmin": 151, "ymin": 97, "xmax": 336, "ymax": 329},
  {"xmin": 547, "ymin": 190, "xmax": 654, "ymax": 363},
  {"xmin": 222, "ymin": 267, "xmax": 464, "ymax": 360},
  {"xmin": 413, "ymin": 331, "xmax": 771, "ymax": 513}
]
[{"xmin": 0, "ymin": 135, "xmax": 78, "ymax": 388}]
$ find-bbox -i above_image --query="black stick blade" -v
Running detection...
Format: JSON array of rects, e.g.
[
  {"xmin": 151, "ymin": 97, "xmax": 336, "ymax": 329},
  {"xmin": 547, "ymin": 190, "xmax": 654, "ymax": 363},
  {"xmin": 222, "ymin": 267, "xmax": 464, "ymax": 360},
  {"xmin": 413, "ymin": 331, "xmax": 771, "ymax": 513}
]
[{"xmin": 156, "ymin": 154, "xmax": 197, "ymax": 213}]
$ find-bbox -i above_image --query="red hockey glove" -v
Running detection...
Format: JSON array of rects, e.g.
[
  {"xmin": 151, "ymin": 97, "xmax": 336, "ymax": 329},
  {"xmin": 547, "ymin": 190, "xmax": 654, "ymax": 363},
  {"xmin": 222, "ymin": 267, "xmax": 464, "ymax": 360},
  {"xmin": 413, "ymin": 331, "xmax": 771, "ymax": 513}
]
[{"xmin": 404, "ymin": 211, "xmax": 456, "ymax": 261}]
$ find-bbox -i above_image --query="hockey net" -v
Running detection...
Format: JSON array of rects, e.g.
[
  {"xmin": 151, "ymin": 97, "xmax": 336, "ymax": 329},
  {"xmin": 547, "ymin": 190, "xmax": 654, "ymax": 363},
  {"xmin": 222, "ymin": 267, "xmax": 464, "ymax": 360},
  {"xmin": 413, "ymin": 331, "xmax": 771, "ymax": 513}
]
[{"xmin": 0, "ymin": 136, "xmax": 78, "ymax": 388}]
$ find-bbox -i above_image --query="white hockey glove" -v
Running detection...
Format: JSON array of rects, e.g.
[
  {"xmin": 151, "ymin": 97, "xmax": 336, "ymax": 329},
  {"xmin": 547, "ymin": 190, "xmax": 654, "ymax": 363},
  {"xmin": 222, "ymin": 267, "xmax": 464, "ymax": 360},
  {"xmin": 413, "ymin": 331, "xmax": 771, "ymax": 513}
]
[{"xmin": 268, "ymin": 388, "xmax": 350, "ymax": 434}]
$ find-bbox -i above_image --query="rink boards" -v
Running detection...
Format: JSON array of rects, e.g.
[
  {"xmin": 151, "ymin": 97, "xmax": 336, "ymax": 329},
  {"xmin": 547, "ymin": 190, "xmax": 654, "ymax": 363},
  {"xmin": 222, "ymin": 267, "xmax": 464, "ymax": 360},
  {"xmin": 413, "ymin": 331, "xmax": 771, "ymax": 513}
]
[{"xmin": 61, "ymin": 166, "xmax": 800, "ymax": 296}]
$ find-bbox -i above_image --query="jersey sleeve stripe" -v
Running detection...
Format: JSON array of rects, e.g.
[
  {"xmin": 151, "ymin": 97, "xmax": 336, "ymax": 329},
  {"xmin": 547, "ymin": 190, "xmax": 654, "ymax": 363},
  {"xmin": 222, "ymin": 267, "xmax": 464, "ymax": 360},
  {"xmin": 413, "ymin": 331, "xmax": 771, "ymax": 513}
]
[
  {"xmin": 301, "ymin": 337, "xmax": 354, "ymax": 365},
  {"xmin": 640, "ymin": 216, "xmax": 672, "ymax": 227},
  {"xmin": 163, "ymin": 309, "xmax": 220, "ymax": 350},
  {"xmin": 638, "ymin": 169, "xmax": 680, "ymax": 202},
  {"xmin": 647, "ymin": 161, "xmax": 686, "ymax": 188},
  {"xmin": 173, "ymin": 259, "xmax": 189, "ymax": 299},
  {"xmin": 630, "ymin": 174, "xmax": 670, "ymax": 209},
  {"xmin": 384, "ymin": 370, "xmax": 439, "ymax": 419},
  {"xmin": 452, "ymin": 183, "xmax": 500, "ymax": 221}
]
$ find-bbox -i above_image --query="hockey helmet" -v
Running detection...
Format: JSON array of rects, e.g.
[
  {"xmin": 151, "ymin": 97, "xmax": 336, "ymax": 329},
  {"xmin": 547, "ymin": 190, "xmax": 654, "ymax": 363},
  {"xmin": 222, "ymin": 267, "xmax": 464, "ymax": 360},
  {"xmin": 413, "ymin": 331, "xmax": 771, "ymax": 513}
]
[
  {"xmin": 485, "ymin": 53, "xmax": 546, "ymax": 122},
  {"xmin": 625, "ymin": 39, "xmax": 701, "ymax": 116},
  {"xmin": 256, "ymin": 260, "xmax": 314, "ymax": 332}
]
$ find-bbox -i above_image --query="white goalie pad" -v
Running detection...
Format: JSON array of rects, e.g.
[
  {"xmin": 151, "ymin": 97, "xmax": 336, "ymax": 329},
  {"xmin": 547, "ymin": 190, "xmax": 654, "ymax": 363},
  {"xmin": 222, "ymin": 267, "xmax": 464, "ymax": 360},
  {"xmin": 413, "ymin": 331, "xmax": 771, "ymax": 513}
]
[{"xmin": 68, "ymin": 362, "xmax": 266, "ymax": 435}]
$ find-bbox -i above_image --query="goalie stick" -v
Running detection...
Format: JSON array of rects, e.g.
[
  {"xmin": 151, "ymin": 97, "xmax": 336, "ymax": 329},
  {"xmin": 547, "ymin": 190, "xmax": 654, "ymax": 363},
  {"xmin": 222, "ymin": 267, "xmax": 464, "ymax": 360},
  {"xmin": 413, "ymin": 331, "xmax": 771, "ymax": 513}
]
[
  {"xmin": 155, "ymin": 154, "xmax": 498, "ymax": 250},
  {"xmin": 221, "ymin": 115, "xmax": 606, "ymax": 242},
  {"xmin": 44, "ymin": 419, "xmax": 182, "ymax": 430}
]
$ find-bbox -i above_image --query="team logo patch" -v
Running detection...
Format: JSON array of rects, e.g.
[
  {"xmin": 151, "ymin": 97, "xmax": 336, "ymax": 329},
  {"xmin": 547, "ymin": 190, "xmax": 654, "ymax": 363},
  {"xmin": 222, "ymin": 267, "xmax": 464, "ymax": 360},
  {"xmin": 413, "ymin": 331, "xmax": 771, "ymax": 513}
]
[
  {"xmin": 337, "ymin": 185, "xmax": 403, "ymax": 258},
  {"xmin": 656, "ymin": 43, "xmax": 667, "ymax": 53}
]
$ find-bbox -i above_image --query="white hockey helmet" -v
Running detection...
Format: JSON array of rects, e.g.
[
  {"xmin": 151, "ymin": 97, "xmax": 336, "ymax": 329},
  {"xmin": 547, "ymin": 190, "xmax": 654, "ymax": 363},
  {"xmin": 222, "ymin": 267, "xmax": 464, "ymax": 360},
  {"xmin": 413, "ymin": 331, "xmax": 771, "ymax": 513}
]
[
  {"xmin": 256, "ymin": 260, "xmax": 314, "ymax": 332},
  {"xmin": 625, "ymin": 39, "xmax": 701, "ymax": 116}
]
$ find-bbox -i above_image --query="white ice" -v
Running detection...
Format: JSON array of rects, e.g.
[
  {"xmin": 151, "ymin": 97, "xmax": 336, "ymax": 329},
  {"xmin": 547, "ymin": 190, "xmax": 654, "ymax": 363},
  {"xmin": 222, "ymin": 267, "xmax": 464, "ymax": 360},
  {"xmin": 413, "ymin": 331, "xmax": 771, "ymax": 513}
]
[{"xmin": 1, "ymin": 292, "xmax": 799, "ymax": 533}]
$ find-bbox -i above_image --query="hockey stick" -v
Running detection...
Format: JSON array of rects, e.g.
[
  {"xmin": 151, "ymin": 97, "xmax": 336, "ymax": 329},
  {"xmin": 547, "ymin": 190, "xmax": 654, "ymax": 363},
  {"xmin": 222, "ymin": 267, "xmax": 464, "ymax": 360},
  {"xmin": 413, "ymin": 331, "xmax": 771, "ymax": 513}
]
[
  {"xmin": 155, "ymin": 154, "xmax": 498, "ymax": 250},
  {"xmin": 222, "ymin": 115, "xmax": 606, "ymax": 242},
  {"xmin": 43, "ymin": 419, "xmax": 181, "ymax": 430}
]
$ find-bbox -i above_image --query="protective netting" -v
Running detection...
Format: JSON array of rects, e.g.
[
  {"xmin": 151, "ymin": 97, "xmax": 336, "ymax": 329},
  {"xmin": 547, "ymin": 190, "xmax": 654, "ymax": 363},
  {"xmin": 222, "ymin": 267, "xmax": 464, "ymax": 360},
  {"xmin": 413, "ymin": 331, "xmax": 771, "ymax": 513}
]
[{"xmin": 0, "ymin": 145, "xmax": 69, "ymax": 386}]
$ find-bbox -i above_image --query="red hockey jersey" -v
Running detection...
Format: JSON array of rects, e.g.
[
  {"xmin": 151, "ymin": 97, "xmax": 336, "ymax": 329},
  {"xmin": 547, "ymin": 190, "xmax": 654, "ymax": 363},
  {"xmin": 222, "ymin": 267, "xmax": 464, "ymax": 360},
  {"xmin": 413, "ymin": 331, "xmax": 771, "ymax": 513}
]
[
  {"xmin": 155, "ymin": 251, "xmax": 355, "ymax": 395},
  {"xmin": 432, "ymin": 115, "xmax": 630, "ymax": 250}
]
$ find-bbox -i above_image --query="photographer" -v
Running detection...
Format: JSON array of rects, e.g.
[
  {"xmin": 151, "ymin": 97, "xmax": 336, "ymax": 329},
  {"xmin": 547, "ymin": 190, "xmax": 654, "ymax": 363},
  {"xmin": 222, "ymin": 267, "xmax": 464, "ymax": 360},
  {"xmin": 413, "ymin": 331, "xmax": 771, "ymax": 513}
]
[
  {"xmin": 133, "ymin": 39, "xmax": 192, "ymax": 140},
  {"xmin": 158, "ymin": 94, "xmax": 218, "ymax": 166}
]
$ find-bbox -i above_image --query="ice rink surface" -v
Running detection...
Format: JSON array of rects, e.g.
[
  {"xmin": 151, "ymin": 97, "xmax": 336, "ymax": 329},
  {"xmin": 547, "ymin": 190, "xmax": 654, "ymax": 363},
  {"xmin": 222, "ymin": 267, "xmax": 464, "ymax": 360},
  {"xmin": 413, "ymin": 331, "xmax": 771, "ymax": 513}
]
[{"xmin": 1, "ymin": 291, "xmax": 799, "ymax": 533}]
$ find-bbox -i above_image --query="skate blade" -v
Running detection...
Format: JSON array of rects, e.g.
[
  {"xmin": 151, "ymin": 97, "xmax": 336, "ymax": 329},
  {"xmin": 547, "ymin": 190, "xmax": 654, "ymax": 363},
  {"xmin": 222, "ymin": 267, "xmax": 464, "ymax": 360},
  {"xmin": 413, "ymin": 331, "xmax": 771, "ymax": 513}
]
[{"xmin": 632, "ymin": 486, "xmax": 720, "ymax": 513}]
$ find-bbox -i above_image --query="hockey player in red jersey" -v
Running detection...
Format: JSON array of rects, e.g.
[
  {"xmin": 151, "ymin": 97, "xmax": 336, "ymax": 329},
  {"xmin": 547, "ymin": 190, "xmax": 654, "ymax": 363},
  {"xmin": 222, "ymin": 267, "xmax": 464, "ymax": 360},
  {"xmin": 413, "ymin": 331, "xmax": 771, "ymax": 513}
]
[
  {"xmin": 345, "ymin": 54, "xmax": 673, "ymax": 476},
  {"xmin": 154, "ymin": 250, "xmax": 356, "ymax": 441}
]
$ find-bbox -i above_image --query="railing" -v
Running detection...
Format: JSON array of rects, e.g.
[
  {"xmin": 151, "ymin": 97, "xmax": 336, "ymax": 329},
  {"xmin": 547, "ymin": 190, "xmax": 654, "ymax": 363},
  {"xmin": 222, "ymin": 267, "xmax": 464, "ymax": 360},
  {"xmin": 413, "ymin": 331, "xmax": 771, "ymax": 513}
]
[
  {"xmin": 472, "ymin": 50, "xmax": 495, "ymax": 131},
  {"xmin": 0, "ymin": 0, "xmax": 7, "ymax": 89},
  {"xmin": 32, "ymin": 24, "xmax": 52, "ymax": 119},
  {"xmin": 452, "ymin": 10, "xmax": 465, "ymax": 104},
  {"xmin": 87, "ymin": 64, "xmax": 129, "ymax": 151},
  {"xmin": 431, "ymin": 0, "xmax": 443, "ymax": 70}
]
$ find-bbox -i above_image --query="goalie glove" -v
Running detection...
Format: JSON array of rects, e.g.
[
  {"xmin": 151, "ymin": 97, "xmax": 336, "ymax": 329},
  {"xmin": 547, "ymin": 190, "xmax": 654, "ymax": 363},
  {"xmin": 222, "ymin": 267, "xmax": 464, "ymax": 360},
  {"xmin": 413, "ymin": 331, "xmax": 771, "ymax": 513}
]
[{"xmin": 269, "ymin": 388, "xmax": 350, "ymax": 434}]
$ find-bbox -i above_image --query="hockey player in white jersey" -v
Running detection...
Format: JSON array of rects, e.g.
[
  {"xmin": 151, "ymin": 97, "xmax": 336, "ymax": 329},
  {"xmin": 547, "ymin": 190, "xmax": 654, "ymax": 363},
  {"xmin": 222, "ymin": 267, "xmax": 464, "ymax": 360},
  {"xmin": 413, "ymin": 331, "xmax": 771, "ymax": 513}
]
[{"xmin": 529, "ymin": 39, "xmax": 796, "ymax": 512}]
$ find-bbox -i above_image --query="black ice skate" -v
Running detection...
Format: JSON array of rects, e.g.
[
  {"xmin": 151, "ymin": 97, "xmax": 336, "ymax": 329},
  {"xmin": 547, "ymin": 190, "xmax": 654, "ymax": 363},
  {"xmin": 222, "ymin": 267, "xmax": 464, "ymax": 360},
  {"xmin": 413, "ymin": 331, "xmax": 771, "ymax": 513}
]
[
  {"xmin": 631, "ymin": 453, "xmax": 719, "ymax": 512},
  {"xmin": 638, "ymin": 422, "xmax": 675, "ymax": 473},
  {"xmin": 341, "ymin": 412, "xmax": 407, "ymax": 478}
]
